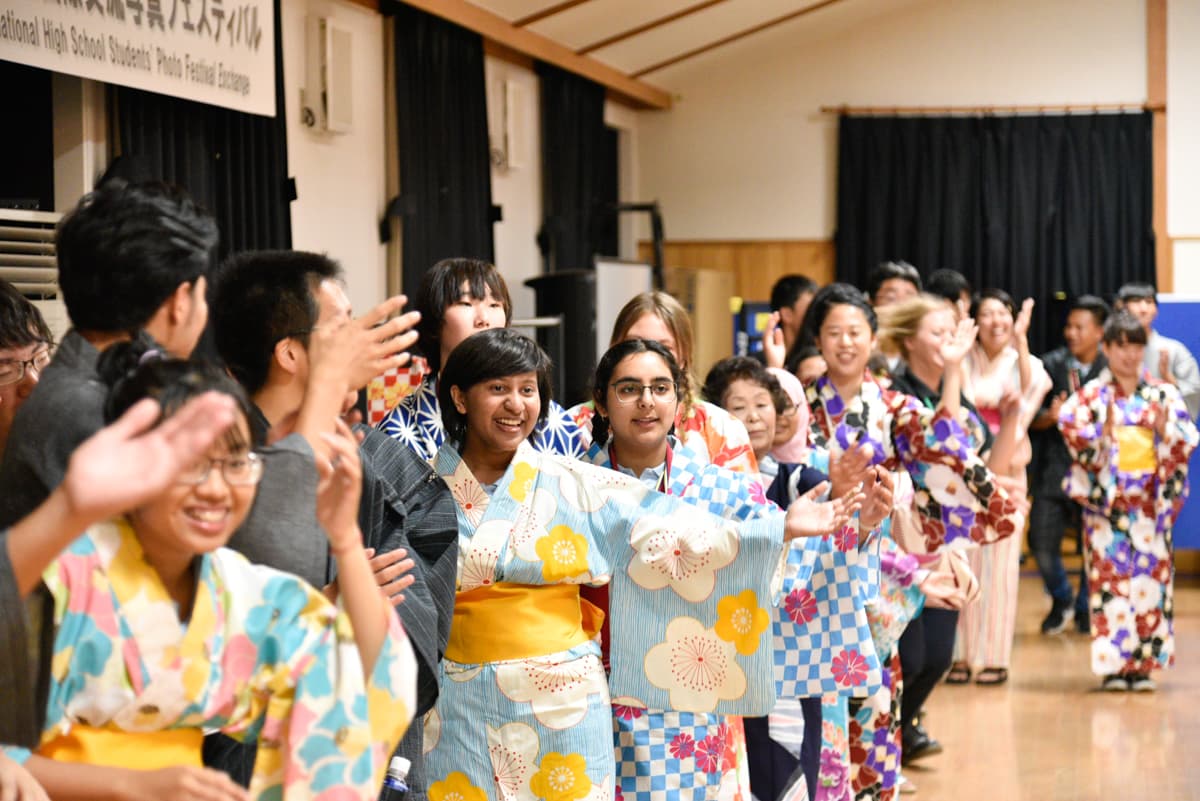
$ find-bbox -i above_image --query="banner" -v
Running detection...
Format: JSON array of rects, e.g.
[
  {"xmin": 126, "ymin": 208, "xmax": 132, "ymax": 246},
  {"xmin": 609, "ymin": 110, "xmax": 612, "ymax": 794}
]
[{"xmin": 0, "ymin": 0, "xmax": 274, "ymax": 116}]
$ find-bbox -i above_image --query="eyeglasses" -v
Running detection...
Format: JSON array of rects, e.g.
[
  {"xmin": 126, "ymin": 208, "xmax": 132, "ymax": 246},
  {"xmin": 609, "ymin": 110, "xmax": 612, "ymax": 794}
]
[
  {"xmin": 0, "ymin": 347, "xmax": 52, "ymax": 387},
  {"xmin": 177, "ymin": 452, "xmax": 264, "ymax": 486},
  {"xmin": 610, "ymin": 379, "xmax": 677, "ymax": 404}
]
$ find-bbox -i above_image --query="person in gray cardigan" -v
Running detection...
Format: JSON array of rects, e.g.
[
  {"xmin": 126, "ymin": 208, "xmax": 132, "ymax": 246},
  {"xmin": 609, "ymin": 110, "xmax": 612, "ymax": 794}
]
[
  {"xmin": 1117, "ymin": 282, "xmax": 1200, "ymax": 418},
  {"xmin": 208, "ymin": 250, "xmax": 457, "ymax": 801}
]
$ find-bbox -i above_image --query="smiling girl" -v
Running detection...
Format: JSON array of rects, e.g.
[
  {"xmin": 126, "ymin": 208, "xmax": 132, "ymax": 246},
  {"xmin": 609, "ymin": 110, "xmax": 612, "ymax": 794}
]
[{"xmin": 6, "ymin": 345, "xmax": 417, "ymax": 801}]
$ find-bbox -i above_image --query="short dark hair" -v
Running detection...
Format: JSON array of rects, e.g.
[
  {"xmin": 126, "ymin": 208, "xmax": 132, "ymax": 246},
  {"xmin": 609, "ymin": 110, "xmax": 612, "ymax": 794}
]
[
  {"xmin": 867, "ymin": 260, "xmax": 922, "ymax": 301},
  {"xmin": 784, "ymin": 343, "xmax": 823, "ymax": 375},
  {"xmin": 56, "ymin": 180, "xmax": 217, "ymax": 333},
  {"xmin": 925, "ymin": 269, "xmax": 972, "ymax": 305},
  {"xmin": 0, "ymin": 278, "xmax": 52, "ymax": 350},
  {"xmin": 1069, "ymin": 294, "xmax": 1111, "ymax": 327},
  {"xmin": 1103, "ymin": 310, "xmax": 1148, "ymax": 346},
  {"xmin": 210, "ymin": 251, "xmax": 343, "ymax": 395},
  {"xmin": 591, "ymin": 338, "xmax": 686, "ymax": 446},
  {"xmin": 416, "ymin": 258, "xmax": 513, "ymax": 374},
  {"xmin": 801, "ymin": 282, "xmax": 878, "ymax": 345},
  {"xmin": 438, "ymin": 328, "xmax": 551, "ymax": 444},
  {"xmin": 1116, "ymin": 282, "xmax": 1157, "ymax": 305},
  {"xmin": 701, "ymin": 356, "xmax": 781, "ymax": 408},
  {"xmin": 769, "ymin": 274, "xmax": 818, "ymax": 313},
  {"xmin": 99, "ymin": 336, "xmax": 258, "ymax": 449},
  {"xmin": 971, "ymin": 288, "xmax": 1017, "ymax": 319}
]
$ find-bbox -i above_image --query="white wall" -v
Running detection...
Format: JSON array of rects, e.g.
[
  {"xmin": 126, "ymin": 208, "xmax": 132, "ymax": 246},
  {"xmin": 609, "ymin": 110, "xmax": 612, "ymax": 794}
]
[
  {"xmin": 636, "ymin": 0, "xmax": 1147, "ymax": 241},
  {"xmin": 1168, "ymin": 0, "xmax": 1200, "ymax": 293},
  {"xmin": 281, "ymin": 0, "xmax": 388, "ymax": 313}
]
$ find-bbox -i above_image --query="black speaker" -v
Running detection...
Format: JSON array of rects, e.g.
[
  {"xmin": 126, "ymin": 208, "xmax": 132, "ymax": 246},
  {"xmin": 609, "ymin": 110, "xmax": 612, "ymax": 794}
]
[{"xmin": 525, "ymin": 270, "xmax": 597, "ymax": 408}]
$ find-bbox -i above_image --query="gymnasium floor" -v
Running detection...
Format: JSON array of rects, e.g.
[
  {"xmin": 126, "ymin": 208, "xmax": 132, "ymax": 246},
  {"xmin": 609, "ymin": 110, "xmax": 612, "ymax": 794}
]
[{"xmin": 907, "ymin": 572, "xmax": 1199, "ymax": 800}]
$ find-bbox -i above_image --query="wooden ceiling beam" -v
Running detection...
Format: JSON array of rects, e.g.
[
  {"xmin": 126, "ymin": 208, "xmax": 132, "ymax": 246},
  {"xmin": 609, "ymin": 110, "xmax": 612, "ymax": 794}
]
[
  {"xmin": 513, "ymin": 0, "xmax": 594, "ymax": 27},
  {"xmin": 578, "ymin": 0, "xmax": 729, "ymax": 55},
  {"xmin": 631, "ymin": 0, "xmax": 843, "ymax": 78},
  {"xmin": 399, "ymin": 0, "xmax": 671, "ymax": 108}
]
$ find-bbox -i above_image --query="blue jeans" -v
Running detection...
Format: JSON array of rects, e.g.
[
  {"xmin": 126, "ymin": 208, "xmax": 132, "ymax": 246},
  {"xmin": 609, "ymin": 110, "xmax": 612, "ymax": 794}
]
[{"xmin": 1027, "ymin": 493, "xmax": 1089, "ymax": 616}]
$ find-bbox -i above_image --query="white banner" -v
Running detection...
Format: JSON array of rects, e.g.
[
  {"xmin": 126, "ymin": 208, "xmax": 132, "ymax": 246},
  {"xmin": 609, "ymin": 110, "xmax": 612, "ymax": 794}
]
[{"xmin": 0, "ymin": 0, "xmax": 274, "ymax": 116}]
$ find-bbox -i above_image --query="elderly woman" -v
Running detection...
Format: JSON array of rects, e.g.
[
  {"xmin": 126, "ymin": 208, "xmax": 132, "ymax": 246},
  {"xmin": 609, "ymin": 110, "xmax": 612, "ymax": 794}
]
[{"xmin": 423, "ymin": 328, "xmax": 862, "ymax": 801}]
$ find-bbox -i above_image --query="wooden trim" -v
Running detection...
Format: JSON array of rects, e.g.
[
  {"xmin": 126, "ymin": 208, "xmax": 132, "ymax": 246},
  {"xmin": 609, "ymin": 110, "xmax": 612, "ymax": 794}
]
[
  {"xmin": 638, "ymin": 238, "xmax": 830, "ymax": 246},
  {"xmin": 631, "ymin": 0, "xmax": 842, "ymax": 78},
  {"xmin": 578, "ymin": 0, "xmax": 729, "ymax": 55},
  {"xmin": 399, "ymin": 0, "xmax": 671, "ymax": 108},
  {"xmin": 1148, "ymin": 0, "xmax": 1170, "ymax": 291},
  {"xmin": 513, "ymin": 0, "xmax": 594, "ymax": 27},
  {"xmin": 341, "ymin": 0, "xmax": 381, "ymax": 10},
  {"xmin": 483, "ymin": 38, "xmax": 536, "ymax": 70},
  {"xmin": 821, "ymin": 102, "xmax": 1162, "ymax": 115}
]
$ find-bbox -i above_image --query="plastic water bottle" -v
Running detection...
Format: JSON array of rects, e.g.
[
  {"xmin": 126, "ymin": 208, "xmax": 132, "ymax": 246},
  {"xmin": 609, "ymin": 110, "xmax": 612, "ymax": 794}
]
[{"xmin": 380, "ymin": 756, "xmax": 411, "ymax": 801}]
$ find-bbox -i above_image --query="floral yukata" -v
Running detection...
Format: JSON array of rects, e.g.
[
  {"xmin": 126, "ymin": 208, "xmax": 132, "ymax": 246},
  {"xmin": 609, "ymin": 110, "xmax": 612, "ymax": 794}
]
[
  {"xmin": 1058, "ymin": 370, "xmax": 1197, "ymax": 678},
  {"xmin": 586, "ymin": 436, "xmax": 803, "ymax": 801},
  {"xmin": 805, "ymin": 373, "xmax": 1019, "ymax": 801},
  {"xmin": 424, "ymin": 441, "xmax": 789, "ymax": 801},
  {"xmin": 4, "ymin": 520, "xmax": 417, "ymax": 801},
  {"xmin": 569, "ymin": 399, "xmax": 759, "ymax": 476},
  {"xmin": 380, "ymin": 375, "xmax": 587, "ymax": 460}
]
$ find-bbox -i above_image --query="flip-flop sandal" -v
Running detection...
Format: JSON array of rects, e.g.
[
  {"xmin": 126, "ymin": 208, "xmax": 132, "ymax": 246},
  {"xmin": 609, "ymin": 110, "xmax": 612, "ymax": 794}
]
[
  {"xmin": 975, "ymin": 667, "xmax": 1009, "ymax": 685},
  {"xmin": 945, "ymin": 663, "xmax": 971, "ymax": 684}
]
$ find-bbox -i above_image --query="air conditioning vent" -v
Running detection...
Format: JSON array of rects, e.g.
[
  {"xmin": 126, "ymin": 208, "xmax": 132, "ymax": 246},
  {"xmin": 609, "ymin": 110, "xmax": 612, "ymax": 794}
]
[{"xmin": 0, "ymin": 209, "xmax": 69, "ymax": 343}]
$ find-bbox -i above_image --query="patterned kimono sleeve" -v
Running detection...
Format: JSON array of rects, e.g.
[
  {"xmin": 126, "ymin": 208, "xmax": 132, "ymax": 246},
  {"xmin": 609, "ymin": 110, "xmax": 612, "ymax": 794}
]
[
  {"xmin": 530, "ymin": 400, "xmax": 589, "ymax": 458},
  {"xmin": 1153, "ymin": 384, "xmax": 1199, "ymax": 527},
  {"xmin": 377, "ymin": 391, "xmax": 436, "ymax": 461},
  {"xmin": 889, "ymin": 392, "xmax": 1019, "ymax": 551},
  {"xmin": 238, "ymin": 570, "xmax": 417, "ymax": 801},
  {"xmin": 1056, "ymin": 385, "xmax": 1114, "ymax": 515},
  {"xmin": 595, "ymin": 480, "xmax": 786, "ymax": 716}
]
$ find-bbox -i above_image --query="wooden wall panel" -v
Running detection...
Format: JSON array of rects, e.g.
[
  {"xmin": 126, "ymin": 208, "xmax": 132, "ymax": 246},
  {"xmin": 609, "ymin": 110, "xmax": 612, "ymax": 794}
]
[{"xmin": 637, "ymin": 239, "xmax": 835, "ymax": 301}]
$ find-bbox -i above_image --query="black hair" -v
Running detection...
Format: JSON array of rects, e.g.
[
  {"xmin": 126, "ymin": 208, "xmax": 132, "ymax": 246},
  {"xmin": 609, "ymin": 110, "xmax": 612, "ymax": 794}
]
[
  {"xmin": 210, "ymin": 250, "xmax": 343, "ymax": 395},
  {"xmin": 99, "ymin": 337, "xmax": 258, "ymax": 450},
  {"xmin": 867, "ymin": 260, "xmax": 922, "ymax": 301},
  {"xmin": 701, "ymin": 356, "xmax": 782, "ymax": 408},
  {"xmin": 416, "ymin": 258, "xmax": 513, "ymax": 374},
  {"xmin": 0, "ymin": 278, "xmax": 52, "ymax": 349},
  {"xmin": 971, "ymin": 288, "xmax": 1017, "ymax": 320},
  {"xmin": 1069, "ymin": 294, "xmax": 1111, "ymax": 327},
  {"xmin": 784, "ymin": 343, "xmax": 823, "ymax": 375},
  {"xmin": 438, "ymin": 328, "xmax": 551, "ymax": 444},
  {"xmin": 925, "ymin": 269, "xmax": 972, "ymax": 305},
  {"xmin": 769, "ymin": 274, "xmax": 818, "ymax": 313},
  {"xmin": 590, "ymin": 339, "xmax": 685, "ymax": 447},
  {"xmin": 56, "ymin": 180, "xmax": 218, "ymax": 334},
  {"xmin": 1116, "ymin": 282, "xmax": 1157, "ymax": 305},
  {"xmin": 1102, "ymin": 310, "xmax": 1149, "ymax": 346},
  {"xmin": 800, "ymin": 282, "xmax": 878, "ymax": 347}
]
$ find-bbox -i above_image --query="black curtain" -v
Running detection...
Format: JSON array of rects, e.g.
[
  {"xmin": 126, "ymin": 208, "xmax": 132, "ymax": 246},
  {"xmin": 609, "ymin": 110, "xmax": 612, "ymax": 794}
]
[
  {"xmin": 389, "ymin": 2, "xmax": 494, "ymax": 294},
  {"xmin": 835, "ymin": 112, "xmax": 1155, "ymax": 354},
  {"xmin": 0, "ymin": 62, "xmax": 54, "ymax": 211},
  {"xmin": 536, "ymin": 62, "xmax": 613, "ymax": 272},
  {"xmin": 112, "ymin": 0, "xmax": 292, "ymax": 256}
]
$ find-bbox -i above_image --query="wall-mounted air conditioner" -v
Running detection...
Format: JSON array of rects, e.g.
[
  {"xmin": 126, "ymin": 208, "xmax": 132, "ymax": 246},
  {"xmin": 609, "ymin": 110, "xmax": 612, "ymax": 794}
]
[
  {"xmin": 0, "ymin": 209, "xmax": 68, "ymax": 343},
  {"xmin": 301, "ymin": 15, "xmax": 353, "ymax": 134},
  {"xmin": 488, "ymin": 77, "xmax": 530, "ymax": 171}
]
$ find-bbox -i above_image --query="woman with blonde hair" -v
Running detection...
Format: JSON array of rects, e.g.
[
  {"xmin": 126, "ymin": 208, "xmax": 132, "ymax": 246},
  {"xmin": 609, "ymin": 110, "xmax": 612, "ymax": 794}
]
[{"xmin": 569, "ymin": 291, "xmax": 757, "ymax": 475}]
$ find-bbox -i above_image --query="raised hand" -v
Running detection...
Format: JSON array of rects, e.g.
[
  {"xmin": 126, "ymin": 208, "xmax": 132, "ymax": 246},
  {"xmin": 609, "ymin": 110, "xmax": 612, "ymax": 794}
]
[
  {"xmin": 315, "ymin": 418, "xmax": 365, "ymax": 555},
  {"xmin": 784, "ymin": 481, "xmax": 865, "ymax": 540},
  {"xmin": 858, "ymin": 466, "xmax": 895, "ymax": 531},
  {"xmin": 998, "ymin": 388, "xmax": 1022, "ymax": 422},
  {"xmin": 829, "ymin": 443, "xmax": 873, "ymax": 500},
  {"xmin": 365, "ymin": 546, "xmax": 416, "ymax": 607},
  {"xmin": 308, "ymin": 295, "xmax": 421, "ymax": 395},
  {"xmin": 941, "ymin": 316, "xmax": 978, "ymax": 367},
  {"xmin": 1013, "ymin": 297, "xmax": 1035, "ymax": 344},
  {"xmin": 1159, "ymin": 350, "xmax": 1175, "ymax": 386},
  {"xmin": 761, "ymin": 311, "xmax": 787, "ymax": 369},
  {"xmin": 62, "ymin": 393, "xmax": 237, "ymax": 524}
]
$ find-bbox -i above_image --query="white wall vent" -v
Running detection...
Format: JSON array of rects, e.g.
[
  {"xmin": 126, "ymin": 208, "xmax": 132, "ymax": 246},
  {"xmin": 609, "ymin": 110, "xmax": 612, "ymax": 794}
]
[{"xmin": 301, "ymin": 16, "xmax": 354, "ymax": 134}]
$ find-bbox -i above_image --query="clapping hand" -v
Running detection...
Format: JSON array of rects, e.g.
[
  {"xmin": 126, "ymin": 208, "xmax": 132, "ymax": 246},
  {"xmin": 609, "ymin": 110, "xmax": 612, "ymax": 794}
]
[
  {"xmin": 941, "ymin": 316, "xmax": 978, "ymax": 366},
  {"xmin": 784, "ymin": 481, "xmax": 865, "ymax": 541},
  {"xmin": 829, "ymin": 443, "xmax": 873, "ymax": 500},
  {"xmin": 315, "ymin": 419, "xmax": 365, "ymax": 556},
  {"xmin": 761, "ymin": 311, "xmax": 787, "ymax": 369},
  {"xmin": 920, "ymin": 568, "xmax": 966, "ymax": 610},
  {"xmin": 364, "ymin": 547, "xmax": 416, "ymax": 607},
  {"xmin": 858, "ymin": 466, "xmax": 895, "ymax": 531},
  {"xmin": 1013, "ymin": 298, "xmax": 1035, "ymax": 345}
]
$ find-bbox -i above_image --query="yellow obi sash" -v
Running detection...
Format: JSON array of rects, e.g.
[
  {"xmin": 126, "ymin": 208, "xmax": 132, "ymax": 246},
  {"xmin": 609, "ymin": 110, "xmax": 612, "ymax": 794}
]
[
  {"xmin": 446, "ymin": 582, "xmax": 605, "ymax": 664},
  {"xmin": 1115, "ymin": 425, "xmax": 1157, "ymax": 476},
  {"xmin": 38, "ymin": 726, "xmax": 203, "ymax": 769}
]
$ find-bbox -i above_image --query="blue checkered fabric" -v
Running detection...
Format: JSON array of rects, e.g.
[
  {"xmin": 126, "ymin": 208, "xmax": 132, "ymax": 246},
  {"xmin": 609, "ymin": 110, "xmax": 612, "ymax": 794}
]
[{"xmin": 614, "ymin": 710, "xmax": 731, "ymax": 800}]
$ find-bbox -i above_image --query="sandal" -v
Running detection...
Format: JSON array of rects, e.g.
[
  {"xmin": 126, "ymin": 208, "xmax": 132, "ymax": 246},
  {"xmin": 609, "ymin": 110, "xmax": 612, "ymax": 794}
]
[
  {"xmin": 975, "ymin": 667, "xmax": 1009, "ymax": 685},
  {"xmin": 945, "ymin": 662, "xmax": 971, "ymax": 684}
]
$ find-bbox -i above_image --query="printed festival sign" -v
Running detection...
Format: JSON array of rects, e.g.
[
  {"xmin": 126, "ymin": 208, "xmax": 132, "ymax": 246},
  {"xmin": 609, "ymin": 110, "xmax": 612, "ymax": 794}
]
[{"xmin": 0, "ymin": 0, "xmax": 274, "ymax": 116}]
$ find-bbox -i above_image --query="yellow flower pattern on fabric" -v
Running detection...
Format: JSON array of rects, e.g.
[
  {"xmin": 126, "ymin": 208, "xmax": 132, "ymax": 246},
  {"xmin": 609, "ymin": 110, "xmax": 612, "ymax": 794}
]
[
  {"xmin": 530, "ymin": 752, "xmax": 592, "ymax": 801},
  {"xmin": 429, "ymin": 771, "xmax": 488, "ymax": 801},
  {"xmin": 535, "ymin": 525, "xmax": 590, "ymax": 582},
  {"xmin": 714, "ymin": 589, "xmax": 770, "ymax": 655},
  {"xmin": 509, "ymin": 461, "xmax": 538, "ymax": 502}
]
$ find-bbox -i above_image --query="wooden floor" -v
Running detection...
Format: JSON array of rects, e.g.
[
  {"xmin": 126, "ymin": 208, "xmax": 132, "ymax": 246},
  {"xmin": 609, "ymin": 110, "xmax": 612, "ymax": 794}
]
[{"xmin": 906, "ymin": 572, "xmax": 1200, "ymax": 801}]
